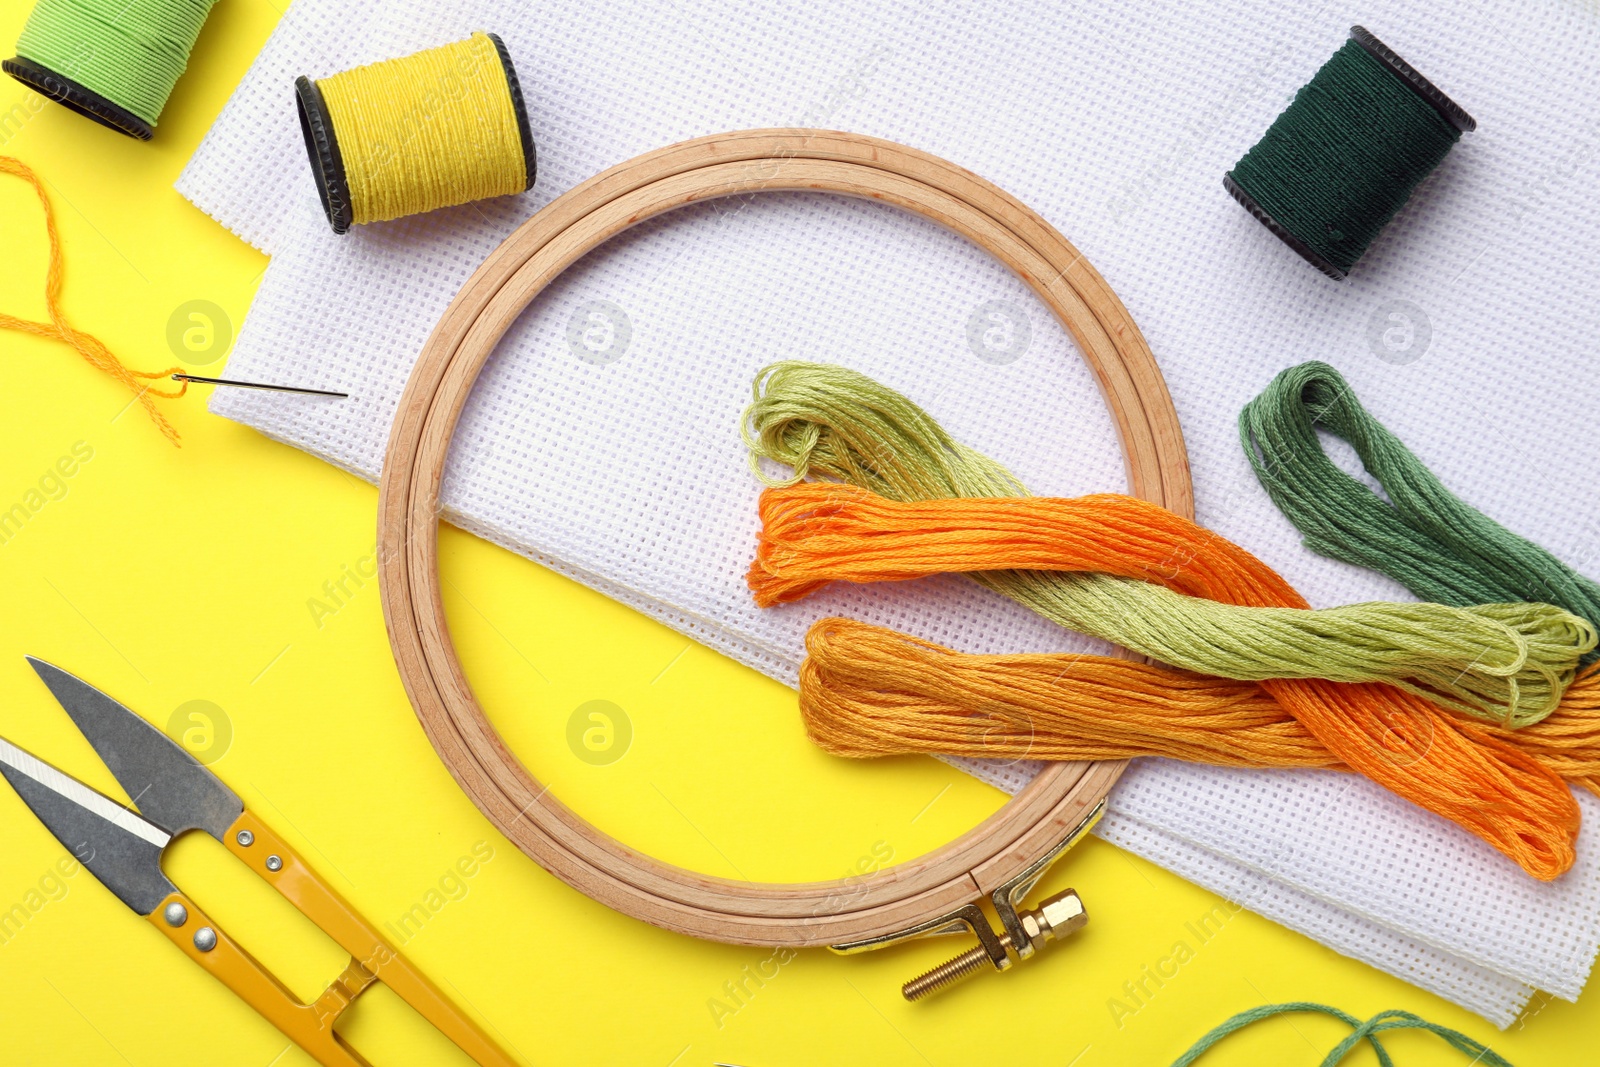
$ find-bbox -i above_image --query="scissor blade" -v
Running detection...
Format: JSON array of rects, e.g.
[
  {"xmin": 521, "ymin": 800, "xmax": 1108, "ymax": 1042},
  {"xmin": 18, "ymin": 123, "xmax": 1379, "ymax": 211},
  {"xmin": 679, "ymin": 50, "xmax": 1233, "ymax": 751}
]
[
  {"xmin": 0, "ymin": 736, "xmax": 176, "ymax": 916},
  {"xmin": 25, "ymin": 657, "xmax": 242, "ymax": 840}
]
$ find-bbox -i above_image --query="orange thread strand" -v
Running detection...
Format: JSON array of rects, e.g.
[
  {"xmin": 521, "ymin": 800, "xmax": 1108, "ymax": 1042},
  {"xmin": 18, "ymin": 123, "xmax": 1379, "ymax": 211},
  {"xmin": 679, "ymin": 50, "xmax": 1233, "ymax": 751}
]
[
  {"xmin": 752, "ymin": 483, "xmax": 1582, "ymax": 880},
  {"xmin": 1, "ymin": 156, "xmax": 184, "ymax": 444},
  {"xmin": 799, "ymin": 617, "xmax": 1600, "ymax": 800}
]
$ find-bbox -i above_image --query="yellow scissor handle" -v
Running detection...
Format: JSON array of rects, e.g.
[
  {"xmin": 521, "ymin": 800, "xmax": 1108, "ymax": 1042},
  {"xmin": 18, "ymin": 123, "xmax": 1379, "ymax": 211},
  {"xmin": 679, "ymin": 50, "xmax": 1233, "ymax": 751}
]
[
  {"xmin": 223, "ymin": 809, "xmax": 519, "ymax": 1067},
  {"xmin": 148, "ymin": 889, "xmax": 374, "ymax": 1067}
]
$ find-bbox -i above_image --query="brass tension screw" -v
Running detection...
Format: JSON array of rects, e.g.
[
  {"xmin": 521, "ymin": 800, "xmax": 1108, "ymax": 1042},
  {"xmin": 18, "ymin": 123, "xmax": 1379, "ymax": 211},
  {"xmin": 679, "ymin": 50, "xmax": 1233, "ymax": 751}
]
[
  {"xmin": 829, "ymin": 800, "xmax": 1105, "ymax": 1002},
  {"xmin": 902, "ymin": 889, "xmax": 1088, "ymax": 1002}
]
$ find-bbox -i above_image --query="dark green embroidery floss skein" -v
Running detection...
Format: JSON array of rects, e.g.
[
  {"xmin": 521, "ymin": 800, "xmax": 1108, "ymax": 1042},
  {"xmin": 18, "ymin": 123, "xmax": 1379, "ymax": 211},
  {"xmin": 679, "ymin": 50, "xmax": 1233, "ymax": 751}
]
[{"xmin": 1225, "ymin": 27, "xmax": 1476, "ymax": 279}]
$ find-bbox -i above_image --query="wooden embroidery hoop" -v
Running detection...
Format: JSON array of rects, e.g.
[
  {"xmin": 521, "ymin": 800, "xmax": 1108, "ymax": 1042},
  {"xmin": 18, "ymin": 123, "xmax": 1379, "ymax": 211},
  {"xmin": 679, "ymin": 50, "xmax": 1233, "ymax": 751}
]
[{"xmin": 377, "ymin": 129, "xmax": 1193, "ymax": 952}]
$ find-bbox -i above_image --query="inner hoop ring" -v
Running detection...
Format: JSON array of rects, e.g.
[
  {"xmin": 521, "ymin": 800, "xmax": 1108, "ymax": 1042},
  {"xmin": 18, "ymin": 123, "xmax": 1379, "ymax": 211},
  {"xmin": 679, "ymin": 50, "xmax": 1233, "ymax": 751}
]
[{"xmin": 377, "ymin": 129, "xmax": 1193, "ymax": 946}]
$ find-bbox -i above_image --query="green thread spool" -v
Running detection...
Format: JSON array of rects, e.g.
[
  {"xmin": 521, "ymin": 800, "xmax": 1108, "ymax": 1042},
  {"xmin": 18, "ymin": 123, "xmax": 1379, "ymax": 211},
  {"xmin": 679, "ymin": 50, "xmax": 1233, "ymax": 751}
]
[
  {"xmin": 3, "ymin": 0, "xmax": 219, "ymax": 140},
  {"xmin": 1225, "ymin": 27, "xmax": 1476, "ymax": 279}
]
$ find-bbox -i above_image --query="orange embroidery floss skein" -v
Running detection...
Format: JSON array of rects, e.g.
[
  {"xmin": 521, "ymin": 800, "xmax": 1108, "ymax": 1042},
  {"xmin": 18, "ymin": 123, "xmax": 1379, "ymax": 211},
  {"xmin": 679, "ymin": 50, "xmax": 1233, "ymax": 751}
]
[{"xmin": 798, "ymin": 616, "xmax": 1600, "ymax": 801}]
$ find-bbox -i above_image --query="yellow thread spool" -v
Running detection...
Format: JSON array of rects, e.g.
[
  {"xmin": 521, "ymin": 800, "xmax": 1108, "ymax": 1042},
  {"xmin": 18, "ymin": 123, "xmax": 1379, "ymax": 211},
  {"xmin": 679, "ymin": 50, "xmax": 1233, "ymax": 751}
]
[{"xmin": 294, "ymin": 32, "xmax": 536, "ymax": 233}]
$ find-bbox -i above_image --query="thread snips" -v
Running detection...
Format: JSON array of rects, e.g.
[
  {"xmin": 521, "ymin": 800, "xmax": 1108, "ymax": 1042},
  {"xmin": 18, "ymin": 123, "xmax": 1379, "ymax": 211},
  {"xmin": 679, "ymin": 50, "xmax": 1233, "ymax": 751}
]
[{"xmin": 0, "ymin": 657, "xmax": 518, "ymax": 1067}]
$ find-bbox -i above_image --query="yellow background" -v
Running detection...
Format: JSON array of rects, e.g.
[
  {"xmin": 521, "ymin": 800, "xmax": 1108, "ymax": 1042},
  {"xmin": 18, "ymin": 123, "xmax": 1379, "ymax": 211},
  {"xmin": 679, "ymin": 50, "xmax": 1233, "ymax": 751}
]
[{"xmin": 0, "ymin": 3, "xmax": 1594, "ymax": 1064}]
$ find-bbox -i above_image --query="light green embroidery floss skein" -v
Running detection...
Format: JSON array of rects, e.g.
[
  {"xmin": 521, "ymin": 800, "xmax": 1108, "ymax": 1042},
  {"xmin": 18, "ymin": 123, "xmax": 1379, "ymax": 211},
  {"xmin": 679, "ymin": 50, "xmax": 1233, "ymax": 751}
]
[
  {"xmin": 4, "ymin": 0, "xmax": 220, "ymax": 140},
  {"xmin": 743, "ymin": 361, "xmax": 1595, "ymax": 727}
]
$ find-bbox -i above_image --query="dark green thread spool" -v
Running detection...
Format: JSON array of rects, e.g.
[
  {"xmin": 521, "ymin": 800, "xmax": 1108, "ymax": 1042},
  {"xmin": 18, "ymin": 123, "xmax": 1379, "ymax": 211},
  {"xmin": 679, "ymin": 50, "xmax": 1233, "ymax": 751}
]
[{"xmin": 1225, "ymin": 27, "xmax": 1476, "ymax": 279}]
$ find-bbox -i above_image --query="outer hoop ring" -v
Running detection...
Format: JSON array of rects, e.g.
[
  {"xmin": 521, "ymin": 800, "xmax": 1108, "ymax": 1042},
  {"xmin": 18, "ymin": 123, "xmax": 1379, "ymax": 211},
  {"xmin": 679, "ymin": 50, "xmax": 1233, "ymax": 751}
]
[{"xmin": 377, "ymin": 129, "xmax": 1193, "ymax": 946}]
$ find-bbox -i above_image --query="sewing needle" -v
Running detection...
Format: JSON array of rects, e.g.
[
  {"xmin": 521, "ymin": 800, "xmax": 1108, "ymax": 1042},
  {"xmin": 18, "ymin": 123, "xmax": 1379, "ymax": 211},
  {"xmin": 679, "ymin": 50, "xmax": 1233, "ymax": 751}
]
[{"xmin": 171, "ymin": 373, "xmax": 348, "ymax": 398}]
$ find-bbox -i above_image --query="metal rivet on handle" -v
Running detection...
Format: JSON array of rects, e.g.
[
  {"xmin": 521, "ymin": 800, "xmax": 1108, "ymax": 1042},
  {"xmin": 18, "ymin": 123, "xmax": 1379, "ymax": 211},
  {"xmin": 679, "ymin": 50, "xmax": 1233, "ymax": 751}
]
[
  {"xmin": 163, "ymin": 902, "xmax": 188, "ymax": 927},
  {"xmin": 193, "ymin": 927, "xmax": 218, "ymax": 952},
  {"xmin": 266, "ymin": 855, "xmax": 283, "ymax": 872},
  {"xmin": 236, "ymin": 830, "xmax": 254, "ymax": 847}
]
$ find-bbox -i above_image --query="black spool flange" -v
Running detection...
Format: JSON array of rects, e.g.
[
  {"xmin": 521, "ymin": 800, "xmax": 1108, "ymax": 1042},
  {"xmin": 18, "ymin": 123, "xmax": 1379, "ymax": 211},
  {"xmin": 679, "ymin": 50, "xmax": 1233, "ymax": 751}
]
[
  {"xmin": 486, "ymin": 33, "xmax": 538, "ymax": 195},
  {"xmin": 3, "ymin": 56, "xmax": 154, "ymax": 140},
  {"xmin": 294, "ymin": 74, "xmax": 353, "ymax": 234},
  {"xmin": 1350, "ymin": 26, "xmax": 1476, "ymax": 135},
  {"xmin": 1223, "ymin": 172, "xmax": 1347, "ymax": 280}
]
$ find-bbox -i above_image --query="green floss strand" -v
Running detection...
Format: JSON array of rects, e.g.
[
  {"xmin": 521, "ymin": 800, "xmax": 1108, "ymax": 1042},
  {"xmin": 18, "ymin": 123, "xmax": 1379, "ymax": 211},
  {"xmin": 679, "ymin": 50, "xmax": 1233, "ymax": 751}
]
[
  {"xmin": 1169, "ymin": 1001, "xmax": 1512, "ymax": 1067},
  {"xmin": 1241, "ymin": 361, "xmax": 1600, "ymax": 669},
  {"xmin": 16, "ymin": 0, "xmax": 217, "ymax": 125},
  {"xmin": 1228, "ymin": 37, "xmax": 1461, "ymax": 276},
  {"xmin": 744, "ymin": 362, "xmax": 1595, "ymax": 727}
]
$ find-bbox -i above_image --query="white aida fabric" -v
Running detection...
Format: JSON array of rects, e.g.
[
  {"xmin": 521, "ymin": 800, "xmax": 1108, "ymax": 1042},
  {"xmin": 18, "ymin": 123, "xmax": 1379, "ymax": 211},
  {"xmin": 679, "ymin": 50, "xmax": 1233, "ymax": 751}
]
[
  {"xmin": 1093, "ymin": 803, "xmax": 1536, "ymax": 1022},
  {"xmin": 177, "ymin": 0, "xmax": 1600, "ymax": 1026}
]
